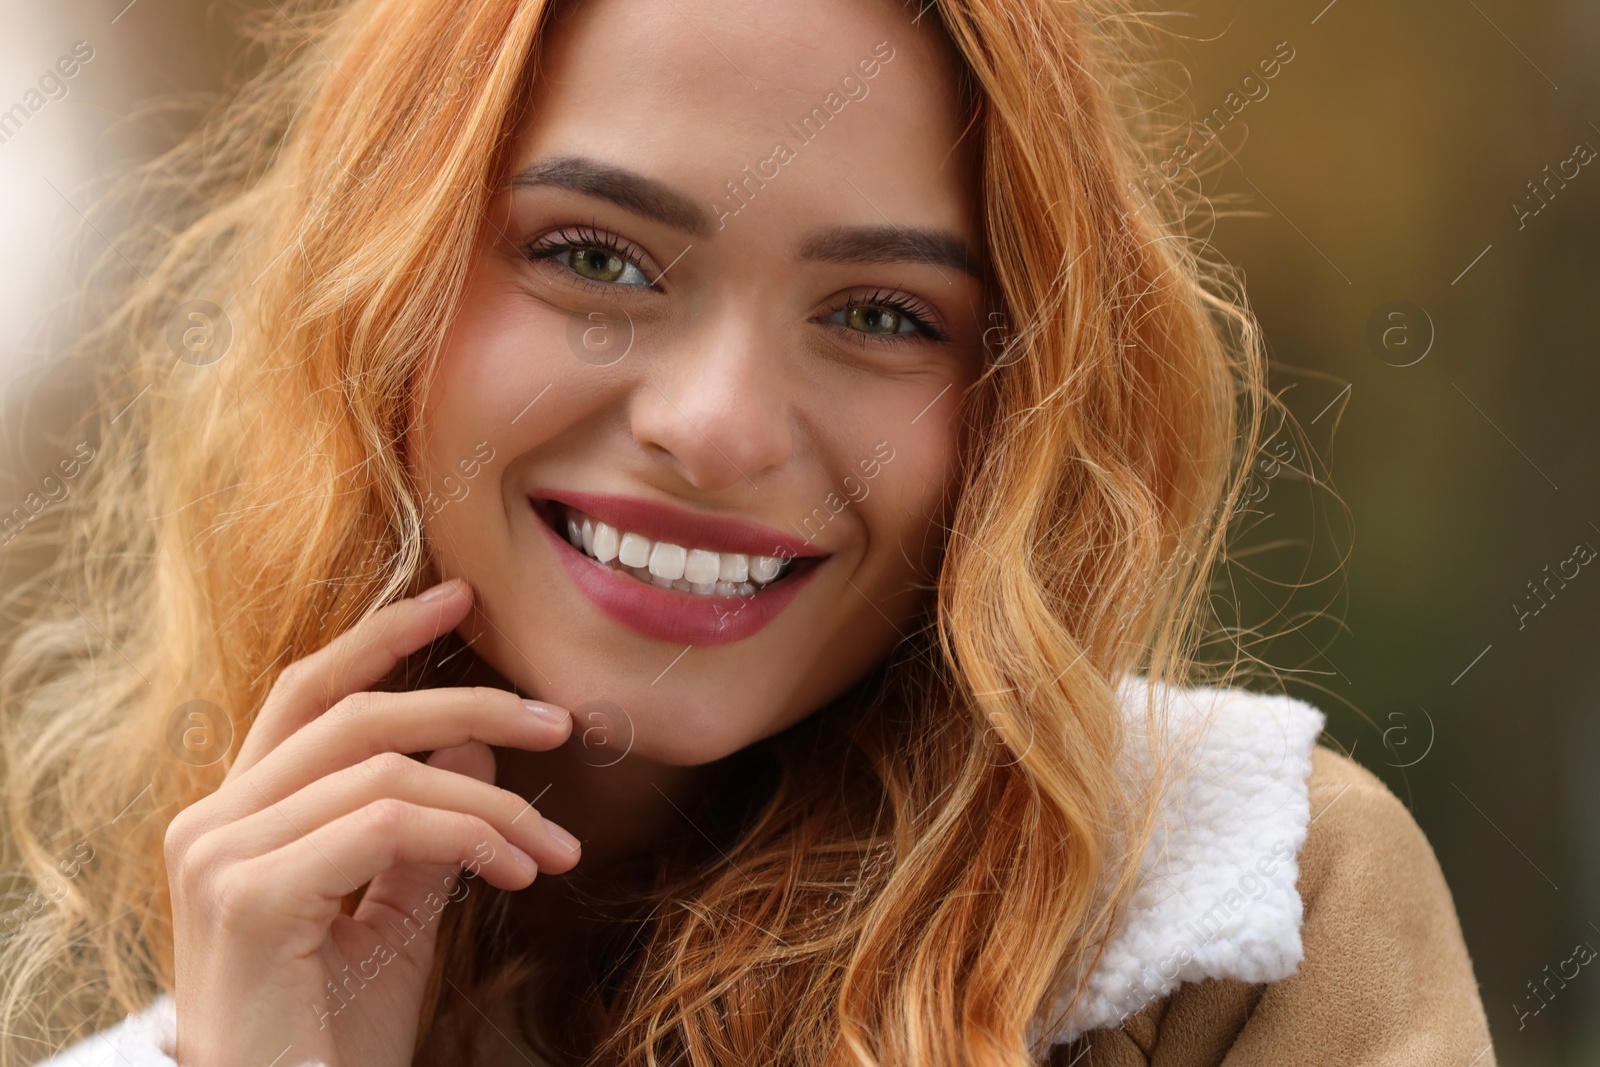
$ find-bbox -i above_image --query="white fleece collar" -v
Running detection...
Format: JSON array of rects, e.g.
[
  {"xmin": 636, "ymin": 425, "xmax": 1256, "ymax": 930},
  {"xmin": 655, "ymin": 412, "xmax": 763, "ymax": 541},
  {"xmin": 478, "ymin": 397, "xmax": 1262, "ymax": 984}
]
[{"xmin": 1035, "ymin": 676, "xmax": 1327, "ymax": 1048}]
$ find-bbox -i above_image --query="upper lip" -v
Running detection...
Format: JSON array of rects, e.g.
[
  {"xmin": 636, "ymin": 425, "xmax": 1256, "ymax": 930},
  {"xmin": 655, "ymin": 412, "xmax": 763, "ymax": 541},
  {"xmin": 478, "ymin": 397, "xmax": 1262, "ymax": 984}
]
[{"xmin": 530, "ymin": 489, "xmax": 830, "ymax": 560}]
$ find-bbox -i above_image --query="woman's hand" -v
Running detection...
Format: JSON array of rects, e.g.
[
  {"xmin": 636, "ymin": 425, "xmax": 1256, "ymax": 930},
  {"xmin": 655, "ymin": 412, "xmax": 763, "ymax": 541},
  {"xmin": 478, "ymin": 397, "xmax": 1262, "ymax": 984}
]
[{"xmin": 164, "ymin": 579, "xmax": 579, "ymax": 1067}]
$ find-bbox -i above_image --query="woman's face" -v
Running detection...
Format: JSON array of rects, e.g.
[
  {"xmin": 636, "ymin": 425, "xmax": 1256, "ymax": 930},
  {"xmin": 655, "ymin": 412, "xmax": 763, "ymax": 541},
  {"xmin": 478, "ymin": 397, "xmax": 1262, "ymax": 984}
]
[{"xmin": 417, "ymin": 0, "xmax": 987, "ymax": 766}]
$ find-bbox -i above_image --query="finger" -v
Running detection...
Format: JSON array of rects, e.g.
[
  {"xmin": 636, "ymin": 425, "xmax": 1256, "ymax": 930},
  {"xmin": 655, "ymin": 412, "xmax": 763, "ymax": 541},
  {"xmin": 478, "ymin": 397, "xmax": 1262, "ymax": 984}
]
[
  {"xmin": 425, "ymin": 740, "xmax": 496, "ymax": 785},
  {"xmin": 232, "ymin": 580, "xmax": 474, "ymax": 775},
  {"xmin": 222, "ymin": 801, "xmax": 538, "ymax": 925},
  {"xmin": 349, "ymin": 743, "xmax": 504, "ymax": 947},
  {"xmin": 219, "ymin": 752, "xmax": 579, "ymax": 875},
  {"xmin": 240, "ymin": 687, "xmax": 571, "ymax": 803},
  {"xmin": 350, "ymin": 858, "xmax": 468, "ymax": 964}
]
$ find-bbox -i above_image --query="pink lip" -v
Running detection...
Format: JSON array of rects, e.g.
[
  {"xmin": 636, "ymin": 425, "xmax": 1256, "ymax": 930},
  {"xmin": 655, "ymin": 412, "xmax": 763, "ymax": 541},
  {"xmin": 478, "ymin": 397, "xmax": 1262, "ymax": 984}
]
[
  {"xmin": 532, "ymin": 489, "xmax": 826, "ymax": 560},
  {"xmin": 529, "ymin": 498, "xmax": 825, "ymax": 646}
]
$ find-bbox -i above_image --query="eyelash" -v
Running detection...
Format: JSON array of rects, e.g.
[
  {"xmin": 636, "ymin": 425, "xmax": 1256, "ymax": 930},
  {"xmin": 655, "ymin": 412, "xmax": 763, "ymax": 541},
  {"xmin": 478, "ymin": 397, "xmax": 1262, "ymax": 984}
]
[
  {"xmin": 523, "ymin": 224, "xmax": 951, "ymax": 345},
  {"xmin": 822, "ymin": 288, "xmax": 950, "ymax": 345},
  {"xmin": 523, "ymin": 222, "xmax": 659, "ymax": 292}
]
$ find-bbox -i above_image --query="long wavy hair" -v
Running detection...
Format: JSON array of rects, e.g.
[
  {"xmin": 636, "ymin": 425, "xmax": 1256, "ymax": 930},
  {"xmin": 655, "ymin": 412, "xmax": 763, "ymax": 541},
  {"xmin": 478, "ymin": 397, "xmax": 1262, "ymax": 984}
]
[{"xmin": 0, "ymin": 0, "xmax": 1281, "ymax": 1064}]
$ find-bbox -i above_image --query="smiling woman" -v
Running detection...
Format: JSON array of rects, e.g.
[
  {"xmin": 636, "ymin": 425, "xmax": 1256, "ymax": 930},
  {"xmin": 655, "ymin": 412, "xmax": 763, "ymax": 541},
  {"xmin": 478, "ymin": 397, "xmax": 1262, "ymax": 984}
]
[
  {"xmin": 0, "ymin": 1, "xmax": 1492, "ymax": 1066},
  {"xmin": 421, "ymin": 2, "xmax": 989, "ymax": 765}
]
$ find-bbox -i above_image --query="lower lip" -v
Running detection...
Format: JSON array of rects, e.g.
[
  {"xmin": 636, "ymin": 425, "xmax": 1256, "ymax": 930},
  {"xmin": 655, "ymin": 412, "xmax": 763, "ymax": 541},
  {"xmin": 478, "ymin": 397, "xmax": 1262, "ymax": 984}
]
[{"xmin": 533, "ymin": 504, "xmax": 822, "ymax": 646}]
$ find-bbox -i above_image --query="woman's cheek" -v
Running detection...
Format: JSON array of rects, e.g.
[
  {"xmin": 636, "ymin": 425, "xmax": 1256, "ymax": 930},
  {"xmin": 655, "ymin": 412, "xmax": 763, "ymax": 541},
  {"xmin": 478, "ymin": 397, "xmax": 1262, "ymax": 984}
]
[{"xmin": 854, "ymin": 416, "xmax": 961, "ymax": 592}]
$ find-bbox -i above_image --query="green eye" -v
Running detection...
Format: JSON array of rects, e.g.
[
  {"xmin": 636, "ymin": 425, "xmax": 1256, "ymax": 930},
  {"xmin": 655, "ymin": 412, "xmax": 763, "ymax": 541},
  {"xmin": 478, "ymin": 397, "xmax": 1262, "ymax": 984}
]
[
  {"xmin": 818, "ymin": 290, "xmax": 948, "ymax": 346},
  {"xmin": 570, "ymin": 247, "xmax": 627, "ymax": 283},
  {"xmin": 534, "ymin": 238, "xmax": 653, "ymax": 288},
  {"xmin": 844, "ymin": 305, "xmax": 905, "ymax": 335},
  {"xmin": 566, "ymin": 246, "xmax": 646, "ymax": 286}
]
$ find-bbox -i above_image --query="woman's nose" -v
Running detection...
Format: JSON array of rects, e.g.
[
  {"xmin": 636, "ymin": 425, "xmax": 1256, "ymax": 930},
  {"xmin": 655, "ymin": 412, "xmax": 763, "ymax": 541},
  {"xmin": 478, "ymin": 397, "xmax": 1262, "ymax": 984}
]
[{"xmin": 629, "ymin": 313, "xmax": 793, "ymax": 492}]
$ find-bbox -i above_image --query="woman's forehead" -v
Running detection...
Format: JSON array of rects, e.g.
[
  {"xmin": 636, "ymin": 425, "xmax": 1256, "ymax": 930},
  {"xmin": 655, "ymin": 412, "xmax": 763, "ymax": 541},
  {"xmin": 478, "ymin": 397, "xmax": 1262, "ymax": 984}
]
[
  {"xmin": 533, "ymin": 0, "xmax": 934, "ymax": 100},
  {"xmin": 513, "ymin": 0, "xmax": 980, "ymax": 236}
]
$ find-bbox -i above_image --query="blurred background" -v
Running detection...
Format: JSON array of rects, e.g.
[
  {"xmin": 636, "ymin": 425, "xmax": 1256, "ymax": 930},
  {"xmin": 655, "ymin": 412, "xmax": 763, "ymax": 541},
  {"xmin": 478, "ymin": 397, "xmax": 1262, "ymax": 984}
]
[{"xmin": 0, "ymin": 0, "xmax": 1595, "ymax": 1062}]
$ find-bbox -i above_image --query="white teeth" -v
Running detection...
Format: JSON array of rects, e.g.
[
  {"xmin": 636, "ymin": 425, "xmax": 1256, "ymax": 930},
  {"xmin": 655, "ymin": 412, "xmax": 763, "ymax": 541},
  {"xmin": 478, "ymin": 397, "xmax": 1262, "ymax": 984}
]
[
  {"xmin": 618, "ymin": 531, "xmax": 650, "ymax": 568},
  {"xmin": 648, "ymin": 541, "xmax": 687, "ymax": 581},
  {"xmin": 591, "ymin": 521, "xmax": 619, "ymax": 563},
  {"xmin": 684, "ymin": 548, "xmax": 721, "ymax": 584},
  {"xmin": 554, "ymin": 504, "xmax": 799, "ymax": 599}
]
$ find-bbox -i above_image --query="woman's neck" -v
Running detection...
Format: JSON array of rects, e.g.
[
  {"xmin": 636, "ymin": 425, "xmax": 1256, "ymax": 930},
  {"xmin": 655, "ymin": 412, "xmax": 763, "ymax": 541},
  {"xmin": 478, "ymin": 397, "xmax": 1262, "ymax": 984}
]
[{"xmin": 439, "ymin": 648, "xmax": 707, "ymax": 925}]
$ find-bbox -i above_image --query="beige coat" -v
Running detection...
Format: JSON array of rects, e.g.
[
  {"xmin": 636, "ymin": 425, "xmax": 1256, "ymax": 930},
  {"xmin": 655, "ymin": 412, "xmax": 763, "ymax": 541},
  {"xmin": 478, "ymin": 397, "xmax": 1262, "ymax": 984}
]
[{"xmin": 1048, "ymin": 742, "xmax": 1496, "ymax": 1065}]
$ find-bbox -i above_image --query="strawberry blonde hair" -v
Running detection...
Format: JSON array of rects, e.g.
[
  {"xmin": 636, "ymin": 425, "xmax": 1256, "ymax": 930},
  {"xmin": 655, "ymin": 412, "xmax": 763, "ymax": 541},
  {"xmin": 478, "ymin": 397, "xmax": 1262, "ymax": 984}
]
[{"xmin": 0, "ymin": 0, "xmax": 1277, "ymax": 1064}]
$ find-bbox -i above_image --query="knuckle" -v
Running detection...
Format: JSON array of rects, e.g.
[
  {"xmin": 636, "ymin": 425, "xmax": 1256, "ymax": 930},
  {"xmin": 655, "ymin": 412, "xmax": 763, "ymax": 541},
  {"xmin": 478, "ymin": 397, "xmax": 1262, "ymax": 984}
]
[
  {"xmin": 177, "ymin": 835, "xmax": 215, "ymax": 885},
  {"xmin": 360, "ymin": 796, "xmax": 414, "ymax": 835},
  {"xmin": 163, "ymin": 800, "xmax": 220, "ymax": 871},
  {"xmin": 208, "ymin": 868, "xmax": 264, "ymax": 929},
  {"xmin": 173, "ymin": 830, "xmax": 228, "ymax": 902},
  {"xmin": 360, "ymin": 750, "xmax": 415, "ymax": 786},
  {"xmin": 270, "ymin": 656, "xmax": 315, "ymax": 698},
  {"xmin": 163, "ymin": 810, "xmax": 197, "ymax": 867},
  {"xmin": 329, "ymin": 689, "xmax": 379, "ymax": 725},
  {"xmin": 512, "ymin": 801, "xmax": 540, "ymax": 825},
  {"xmin": 462, "ymin": 815, "xmax": 499, "ymax": 847}
]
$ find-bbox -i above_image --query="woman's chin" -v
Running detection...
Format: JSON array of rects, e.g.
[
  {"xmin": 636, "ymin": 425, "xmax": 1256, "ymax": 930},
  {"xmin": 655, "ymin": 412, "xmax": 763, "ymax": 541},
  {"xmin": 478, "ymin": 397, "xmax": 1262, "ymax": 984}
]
[
  {"xmin": 530, "ymin": 680, "xmax": 790, "ymax": 769},
  {"xmin": 462, "ymin": 609, "xmax": 823, "ymax": 769}
]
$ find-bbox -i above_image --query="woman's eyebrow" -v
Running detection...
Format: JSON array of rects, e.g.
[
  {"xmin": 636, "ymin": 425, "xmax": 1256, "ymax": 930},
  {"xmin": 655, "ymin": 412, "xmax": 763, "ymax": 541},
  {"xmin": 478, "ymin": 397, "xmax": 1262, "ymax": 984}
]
[
  {"xmin": 798, "ymin": 225, "xmax": 980, "ymax": 278},
  {"xmin": 507, "ymin": 155, "xmax": 712, "ymax": 236},
  {"xmin": 506, "ymin": 155, "xmax": 979, "ymax": 278}
]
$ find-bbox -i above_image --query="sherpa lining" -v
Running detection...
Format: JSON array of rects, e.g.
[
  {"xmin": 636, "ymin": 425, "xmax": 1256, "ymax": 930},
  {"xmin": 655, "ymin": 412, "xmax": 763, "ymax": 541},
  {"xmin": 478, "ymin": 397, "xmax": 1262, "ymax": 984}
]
[{"xmin": 1035, "ymin": 675, "xmax": 1326, "ymax": 1046}]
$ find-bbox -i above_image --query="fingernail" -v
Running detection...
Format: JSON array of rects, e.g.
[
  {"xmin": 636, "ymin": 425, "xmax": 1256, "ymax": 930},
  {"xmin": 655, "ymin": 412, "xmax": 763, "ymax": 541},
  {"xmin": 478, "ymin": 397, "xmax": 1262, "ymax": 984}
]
[
  {"xmin": 546, "ymin": 822, "xmax": 581, "ymax": 853},
  {"xmin": 417, "ymin": 579, "xmax": 460, "ymax": 604},
  {"xmin": 523, "ymin": 700, "xmax": 567, "ymax": 725}
]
